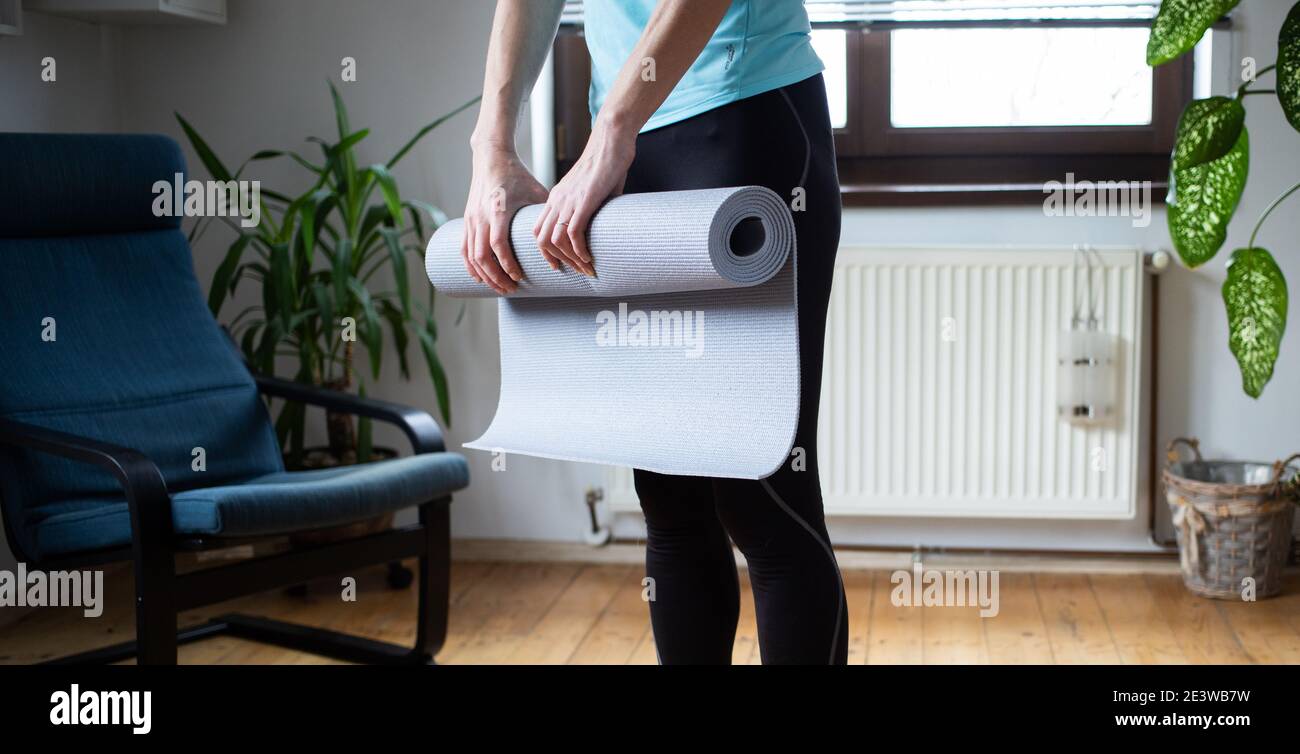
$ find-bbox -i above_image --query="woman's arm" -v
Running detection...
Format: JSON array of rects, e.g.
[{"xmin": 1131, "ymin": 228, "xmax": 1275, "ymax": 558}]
[
  {"xmin": 464, "ymin": 0, "xmax": 565, "ymax": 295},
  {"xmin": 533, "ymin": 0, "xmax": 733, "ymax": 271}
]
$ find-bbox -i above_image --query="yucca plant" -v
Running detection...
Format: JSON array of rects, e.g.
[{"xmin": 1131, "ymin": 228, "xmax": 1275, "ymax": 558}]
[{"xmin": 177, "ymin": 84, "xmax": 477, "ymax": 464}]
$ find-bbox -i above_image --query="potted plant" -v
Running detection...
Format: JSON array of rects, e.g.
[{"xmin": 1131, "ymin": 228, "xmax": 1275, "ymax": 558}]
[
  {"xmin": 1148, "ymin": 0, "xmax": 1300, "ymax": 596},
  {"xmin": 177, "ymin": 84, "xmax": 476, "ymax": 543}
]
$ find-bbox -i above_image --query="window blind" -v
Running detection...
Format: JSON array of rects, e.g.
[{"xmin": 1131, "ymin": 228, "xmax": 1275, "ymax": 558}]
[{"xmin": 560, "ymin": 1, "xmax": 1166, "ymax": 26}]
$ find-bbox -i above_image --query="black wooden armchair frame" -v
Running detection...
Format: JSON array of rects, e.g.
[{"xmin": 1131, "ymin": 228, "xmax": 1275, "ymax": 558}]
[{"xmin": 0, "ymin": 374, "xmax": 454, "ymax": 665}]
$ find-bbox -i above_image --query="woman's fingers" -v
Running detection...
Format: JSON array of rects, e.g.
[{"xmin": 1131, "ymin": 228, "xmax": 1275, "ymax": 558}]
[
  {"xmin": 550, "ymin": 211, "xmax": 593, "ymax": 277},
  {"xmin": 467, "ymin": 218, "xmax": 496, "ymax": 291},
  {"xmin": 567, "ymin": 204, "xmax": 596, "ymax": 270},
  {"xmin": 488, "ymin": 214, "xmax": 524, "ymax": 285},
  {"xmin": 470, "ymin": 216, "xmax": 516, "ymax": 295},
  {"xmin": 468, "ymin": 218, "xmax": 497, "ymax": 289},
  {"xmin": 536, "ymin": 188, "xmax": 597, "ymax": 277},
  {"xmin": 537, "ymin": 243, "xmax": 563, "ymax": 272},
  {"xmin": 537, "ymin": 190, "xmax": 593, "ymax": 276},
  {"xmin": 531, "ymin": 205, "xmax": 562, "ymax": 271},
  {"xmin": 549, "ymin": 211, "xmax": 577, "ymax": 264},
  {"xmin": 462, "ymin": 220, "xmax": 482, "ymax": 282},
  {"xmin": 531, "ymin": 203, "xmax": 550, "ymax": 239},
  {"xmin": 534, "ymin": 205, "xmax": 566, "ymax": 271}
]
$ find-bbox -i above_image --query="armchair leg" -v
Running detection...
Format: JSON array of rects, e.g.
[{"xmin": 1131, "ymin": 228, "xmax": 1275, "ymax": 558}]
[
  {"xmin": 133, "ymin": 541, "xmax": 178, "ymax": 665},
  {"xmin": 410, "ymin": 497, "xmax": 452, "ymax": 662},
  {"xmin": 47, "ymin": 496, "xmax": 454, "ymax": 666}
]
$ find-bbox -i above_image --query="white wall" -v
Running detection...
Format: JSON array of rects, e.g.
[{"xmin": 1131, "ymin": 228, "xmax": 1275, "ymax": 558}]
[
  {"xmin": 109, "ymin": 0, "xmax": 605, "ymax": 543},
  {"xmin": 1, "ymin": 0, "xmax": 1296, "ymax": 563},
  {"xmin": 0, "ymin": 11, "xmax": 121, "ymax": 132},
  {"xmin": 0, "ymin": 11, "xmax": 124, "ymax": 583}
]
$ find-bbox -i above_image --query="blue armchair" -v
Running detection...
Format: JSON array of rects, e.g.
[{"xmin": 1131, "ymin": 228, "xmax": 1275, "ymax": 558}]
[{"xmin": 0, "ymin": 133, "xmax": 470, "ymax": 664}]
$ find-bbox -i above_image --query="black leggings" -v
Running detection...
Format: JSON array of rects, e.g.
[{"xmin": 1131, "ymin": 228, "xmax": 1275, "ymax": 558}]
[{"xmin": 623, "ymin": 74, "xmax": 846, "ymax": 665}]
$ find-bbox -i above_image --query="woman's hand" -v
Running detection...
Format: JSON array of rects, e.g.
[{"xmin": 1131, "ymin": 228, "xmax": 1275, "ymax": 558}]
[
  {"xmin": 533, "ymin": 120, "xmax": 637, "ymax": 277},
  {"xmin": 462, "ymin": 146, "xmax": 551, "ymax": 295}
]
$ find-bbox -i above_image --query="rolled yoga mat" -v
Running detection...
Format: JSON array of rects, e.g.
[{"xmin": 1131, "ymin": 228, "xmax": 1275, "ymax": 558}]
[{"xmin": 425, "ymin": 186, "xmax": 799, "ymax": 479}]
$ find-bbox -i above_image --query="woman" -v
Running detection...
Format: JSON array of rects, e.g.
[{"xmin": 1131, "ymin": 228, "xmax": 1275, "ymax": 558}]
[{"xmin": 463, "ymin": 0, "xmax": 845, "ymax": 664}]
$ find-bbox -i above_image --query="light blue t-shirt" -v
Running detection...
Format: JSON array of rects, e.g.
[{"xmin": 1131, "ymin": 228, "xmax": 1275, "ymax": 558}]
[{"xmin": 585, "ymin": 0, "xmax": 825, "ymax": 133}]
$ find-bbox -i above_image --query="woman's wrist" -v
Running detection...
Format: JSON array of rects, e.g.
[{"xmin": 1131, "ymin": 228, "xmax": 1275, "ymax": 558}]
[
  {"xmin": 470, "ymin": 115, "xmax": 519, "ymax": 157},
  {"xmin": 470, "ymin": 133, "xmax": 516, "ymax": 158},
  {"xmin": 592, "ymin": 109, "xmax": 639, "ymax": 150},
  {"xmin": 590, "ymin": 114, "xmax": 639, "ymax": 165}
]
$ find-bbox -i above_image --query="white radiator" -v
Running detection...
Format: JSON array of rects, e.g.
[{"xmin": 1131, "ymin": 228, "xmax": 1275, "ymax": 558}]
[{"xmin": 607, "ymin": 246, "xmax": 1145, "ymax": 520}]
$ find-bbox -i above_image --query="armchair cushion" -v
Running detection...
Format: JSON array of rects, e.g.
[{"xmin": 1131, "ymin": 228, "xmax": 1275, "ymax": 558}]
[{"xmin": 28, "ymin": 452, "xmax": 470, "ymax": 559}]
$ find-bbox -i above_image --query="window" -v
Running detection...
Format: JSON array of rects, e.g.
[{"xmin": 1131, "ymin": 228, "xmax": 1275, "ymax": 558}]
[
  {"xmin": 551, "ymin": 1, "xmax": 1202, "ymax": 205},
  {"xmin": 810, "ymin": 28, "xmax": 849, "ymax": 129},
  {"xmin": 888, "ymin": 27, "xmax": 1154, "ymax": 128}
]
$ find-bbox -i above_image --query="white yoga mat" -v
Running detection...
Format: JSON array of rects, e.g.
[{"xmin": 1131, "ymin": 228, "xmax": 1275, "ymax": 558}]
[{"xmin": 425, "ymin": 186, "xmax": 799, "ymax": 479}]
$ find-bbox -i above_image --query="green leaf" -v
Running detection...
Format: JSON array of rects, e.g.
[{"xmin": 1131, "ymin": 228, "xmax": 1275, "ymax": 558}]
[
  {"xmin": 312, "ymin": 282, "xmax": 334, "ymax": 343},
  {"xmin": 1147, "ymin": 0, "xmax": 1239, "ymax": 66},
  {"xmin": 328, "ymin": 82, "xmax": 353, "ymax": 144},
  {"xmin": 269, "ymin": 242, "xmax": 296, "ymax": 326},
  {"xmin": 404, "ymin": 200, "xmax": 449, "ymax": 251},
  {"xmin": 288, "ymin": 151, "xmax": 325, "ymax": 175},
  {"xmin": 1280, "ymin": 1, "xmax": 1300, "ymax": 133},
  {"xmin": 275, "ymin": 399, "xmax": 307, "ymax": 464},
  {"xmin": 365, "ymin": 164, "xmax": 404, "ymax": 225},
  {"xmin": 1223, "ymin": 247, "xmax": 1288, "ymax": 398},
  {"xmin": 240, "ymin": 321, "xmax": 262, "ymax": 361},
  {"xmin": 333, "ymin": 237, "xmax": 353, "ymax": 311},
  {"xmin": 387, "ymin": 96, "xmax": 480, "ymax": 168},
  {"xmin": 174, "ymin": 112, "xmax": 234, "ymax": 182},
  {"xmin": 347, "ymin": 278, "xmax": 384, "ymax": 379},
  {"xmin": 256, "ymin": 316, "xmax": 285, "ymax": 375},
  {"xmin": 295, "ymin": 188, "xmax": 332, "ymax": 261},
  {"xmin": 297, "ymin": 197, "xmax": 318, "ymax": 263},
  {"xmin": 234, "ymin": 149, "xmax": 285, "ymax": 179},
  {"xmin": 378, "ymin": 299, "xmax": 412, "ymax": 379},
  {"xmin": 1168, "ymin": 125, "xmax": 1249, "ymax": 267},
  {"xmin": 405, "ymin": 198, "xmax": 449, "ymax": 228},
  {"xmin": 418, "ymin": 321, "xmax": 451, "ymax": 427},
  {"xmin": 261, "ymin": 188, "xmax": 294, "ymax": 204},
  {"xmin": 358, "ymin": 203, "xmax": 395, "ymax": 250},
  {"xmin": 380, "ymin": 227, "xmax": 412, "ymax": 317},
  {"xmin": 331, "ymin": 129, "xmax": 371, "ymax": 156},
  {"xmin": 231, "ymin": 262, "xmax": 268, "ymax": 296},
  {"xmin": 208, "ymin": 234, "xmax": 253, "ymax": 315},
  {"xmin": 328, "ymin": 82, "xmax": 360, "ymax": 192},
  {"xmin": 1172, "ymin": 97, "xmax": 1245, "ymax": 171}
]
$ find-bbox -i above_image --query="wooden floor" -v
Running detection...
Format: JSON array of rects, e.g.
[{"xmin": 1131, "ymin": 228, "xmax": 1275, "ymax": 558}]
[{"xmin": 3, "ymin": 560, "xmax": 1300, "ymax": 664}]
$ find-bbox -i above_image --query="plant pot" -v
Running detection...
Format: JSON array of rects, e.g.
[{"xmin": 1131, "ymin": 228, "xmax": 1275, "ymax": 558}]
[
  {"xmin": 285, "ymin": 445, "xmax": 399, "ymax": 547},
  {"xmin": 1163, "ymin": 438, "xmax": 1299, "ymax": 600}
]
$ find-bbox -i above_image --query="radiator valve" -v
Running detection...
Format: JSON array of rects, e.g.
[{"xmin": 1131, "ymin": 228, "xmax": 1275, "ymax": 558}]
[{"xmin": 583, "ymin": 487, "xmax": 612, "ymax": 546}]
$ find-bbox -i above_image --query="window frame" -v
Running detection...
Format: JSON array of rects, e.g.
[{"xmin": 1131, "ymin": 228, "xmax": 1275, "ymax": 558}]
[
  {"xmin": 833, "ymin": 19, "xmax": 1193, "ymax": 205},
  {"xmin": 551, "ymin": 19, "xmax": 1197, "ymax": 206}
]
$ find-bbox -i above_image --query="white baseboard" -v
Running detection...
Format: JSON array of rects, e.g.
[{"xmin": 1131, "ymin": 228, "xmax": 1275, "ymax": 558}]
[{"xmin": 451, "ymin": 538, "xmax": 1184, "ymax": 575}]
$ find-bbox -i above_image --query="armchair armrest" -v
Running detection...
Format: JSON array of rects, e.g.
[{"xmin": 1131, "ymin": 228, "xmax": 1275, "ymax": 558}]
[
  {"xmin": 0, "ymin": 417, "xmax": 174, "ymax": 560},
  {"xmin": 253, "ymin": 375, "xmax": 446, "ymax": 455}
]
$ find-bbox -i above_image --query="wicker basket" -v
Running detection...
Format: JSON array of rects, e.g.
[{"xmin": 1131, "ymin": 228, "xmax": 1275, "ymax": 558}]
[{"xmin": 1163, "ymin": 438, "xmax": 1299, "ymax": 600}]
